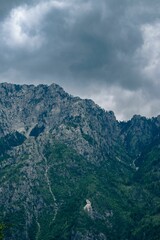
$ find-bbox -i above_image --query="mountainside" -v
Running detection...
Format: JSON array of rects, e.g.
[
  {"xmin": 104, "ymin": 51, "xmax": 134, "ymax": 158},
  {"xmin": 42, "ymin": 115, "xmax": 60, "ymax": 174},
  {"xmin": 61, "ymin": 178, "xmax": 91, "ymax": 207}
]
[{"xmin": 0, "ymin": 82, "xmax": 160, "ymax": 240}]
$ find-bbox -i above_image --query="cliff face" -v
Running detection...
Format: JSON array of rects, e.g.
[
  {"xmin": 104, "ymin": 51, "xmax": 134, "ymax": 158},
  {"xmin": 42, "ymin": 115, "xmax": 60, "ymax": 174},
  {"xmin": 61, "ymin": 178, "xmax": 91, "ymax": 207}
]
[{"xmin": 0, "ymin": 83, "xmax": 160, "ymax": 240}]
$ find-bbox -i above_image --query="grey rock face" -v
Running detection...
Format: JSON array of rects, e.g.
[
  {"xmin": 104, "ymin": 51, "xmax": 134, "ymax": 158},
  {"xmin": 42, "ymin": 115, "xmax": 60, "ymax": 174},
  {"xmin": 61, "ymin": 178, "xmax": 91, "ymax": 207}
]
[
  {"xmin": 0, "ymin": 82, "xmax": 121, "ymax": 162},
  {"xmin": 0, "ymin": 83, "xmax": 120, "ymax": 239}
]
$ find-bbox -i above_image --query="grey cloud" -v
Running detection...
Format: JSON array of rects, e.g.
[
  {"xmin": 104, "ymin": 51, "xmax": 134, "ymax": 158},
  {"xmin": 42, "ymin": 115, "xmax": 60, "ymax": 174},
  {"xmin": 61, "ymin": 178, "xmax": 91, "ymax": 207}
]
[
  {"xmin": 0, "ymin": 0, "xmax": 33, "ymax": 20},
  {"xmin": 0, "ymin": 0, "xmax": 160, "ymax": 119}
]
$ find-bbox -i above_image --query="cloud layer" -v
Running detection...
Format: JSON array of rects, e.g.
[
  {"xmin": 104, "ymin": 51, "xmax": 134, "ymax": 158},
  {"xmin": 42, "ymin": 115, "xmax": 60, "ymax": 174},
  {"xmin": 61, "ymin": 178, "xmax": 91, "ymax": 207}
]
[{"xmin": 0, "ymin": 0, "xmax": 160, "ymax": 120}]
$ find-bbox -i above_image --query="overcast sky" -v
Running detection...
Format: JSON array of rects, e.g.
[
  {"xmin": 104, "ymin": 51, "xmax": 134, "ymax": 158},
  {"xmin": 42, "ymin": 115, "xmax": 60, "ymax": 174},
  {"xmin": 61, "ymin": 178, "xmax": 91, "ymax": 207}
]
[{"xmin": 0, "ymin": 0, "xmax": 160, "ymax": 120}]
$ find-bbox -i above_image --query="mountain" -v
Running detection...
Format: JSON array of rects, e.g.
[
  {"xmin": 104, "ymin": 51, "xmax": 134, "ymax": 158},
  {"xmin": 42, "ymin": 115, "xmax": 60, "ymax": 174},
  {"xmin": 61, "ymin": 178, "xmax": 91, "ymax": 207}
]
[{"xmin": 0, "ymin": 82, "xmax": 160, "ymax": 240}]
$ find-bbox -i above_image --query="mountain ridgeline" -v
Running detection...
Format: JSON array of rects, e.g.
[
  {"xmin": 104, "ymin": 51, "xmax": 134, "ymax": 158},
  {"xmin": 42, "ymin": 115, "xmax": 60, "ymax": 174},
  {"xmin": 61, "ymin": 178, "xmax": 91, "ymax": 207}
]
[{"xmin": 0, "ymin": 82, "xmax": 160, "ymax": 240}]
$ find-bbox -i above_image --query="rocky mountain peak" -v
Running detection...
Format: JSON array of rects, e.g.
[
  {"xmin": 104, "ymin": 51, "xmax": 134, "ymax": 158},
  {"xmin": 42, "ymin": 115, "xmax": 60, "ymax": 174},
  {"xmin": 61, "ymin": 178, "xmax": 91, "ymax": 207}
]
[{"xmin": 0, "ymin": 82, "xmax": 160, "ymax": 240}]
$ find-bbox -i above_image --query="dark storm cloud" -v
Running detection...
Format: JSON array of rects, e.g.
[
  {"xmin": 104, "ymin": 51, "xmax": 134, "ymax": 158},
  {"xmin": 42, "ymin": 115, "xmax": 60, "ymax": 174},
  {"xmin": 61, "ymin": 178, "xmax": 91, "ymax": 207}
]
[
  {"xmin": 0, "ymin": 0, "xmax": 32, "ymax": 20},
  {"xmin": 0, "ymin": 0, "xmax": 160, "ymax": 119}
]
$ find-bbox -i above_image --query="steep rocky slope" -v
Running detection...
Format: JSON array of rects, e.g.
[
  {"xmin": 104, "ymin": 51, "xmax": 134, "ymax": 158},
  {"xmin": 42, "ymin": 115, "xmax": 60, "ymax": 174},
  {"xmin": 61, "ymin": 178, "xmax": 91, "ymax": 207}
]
[{"xmin": 0, "ymin": 83, "xmax": 160, "ymax": 240}]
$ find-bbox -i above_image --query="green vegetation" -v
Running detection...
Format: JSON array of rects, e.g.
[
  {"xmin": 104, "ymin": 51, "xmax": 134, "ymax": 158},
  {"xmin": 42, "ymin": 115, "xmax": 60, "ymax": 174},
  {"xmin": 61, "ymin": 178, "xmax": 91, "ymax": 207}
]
[
  {"xmin": 29, "ymin": 141, "xmax": 159, "ymax": 240},
  {"xmin": 0, "ymin": 224, "xmax": 5, "ymax": 240},
  {"xmin": 1, "ymin": 137, "xmax": 160, "ymax": 239},
  {"xmin": 81, "ymin": 133, "xmax": 95, "ymax": 145}
]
